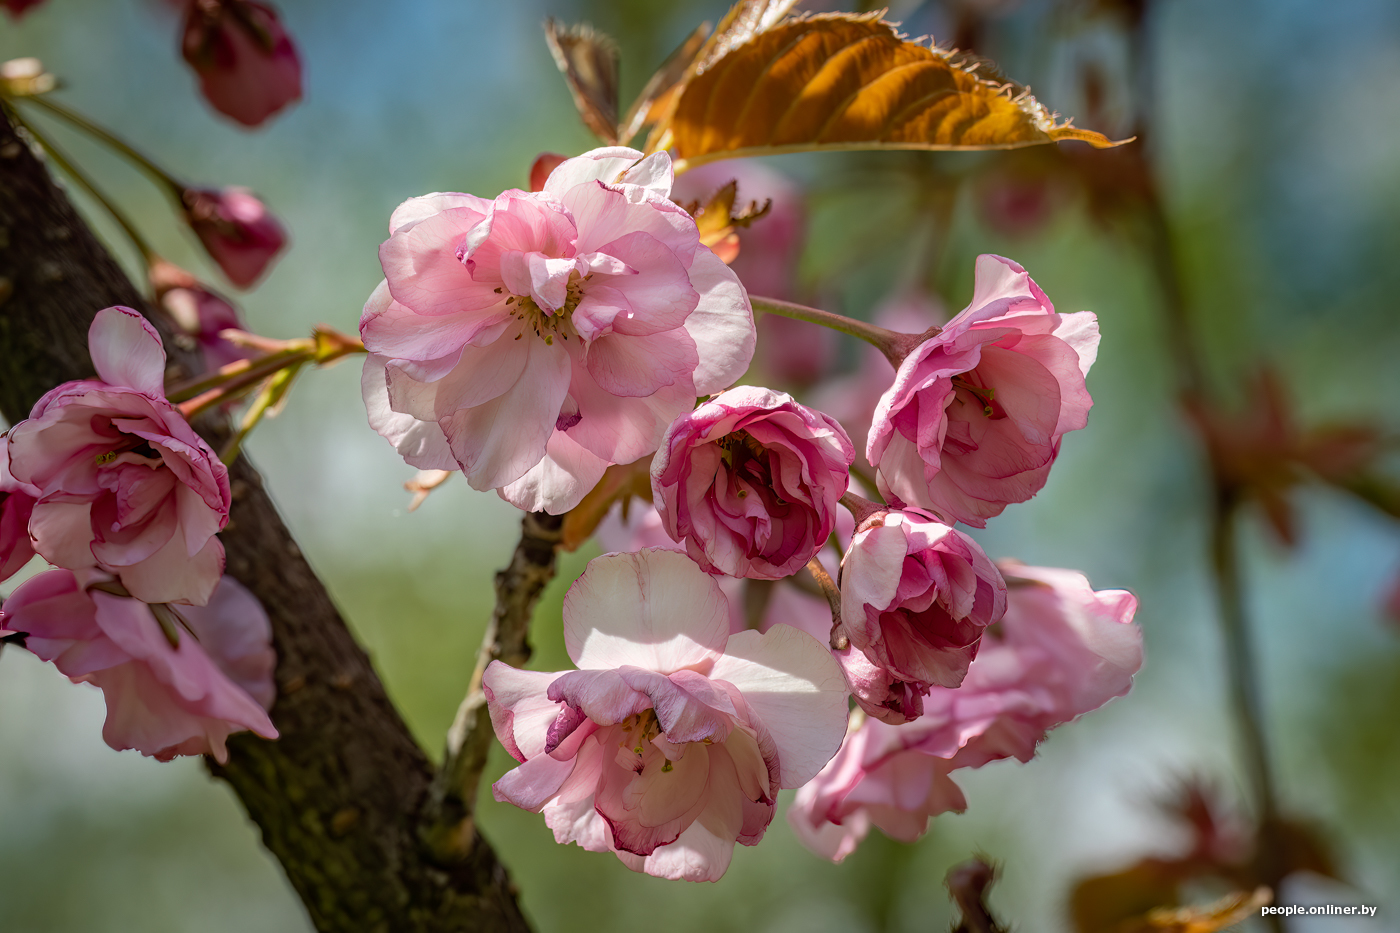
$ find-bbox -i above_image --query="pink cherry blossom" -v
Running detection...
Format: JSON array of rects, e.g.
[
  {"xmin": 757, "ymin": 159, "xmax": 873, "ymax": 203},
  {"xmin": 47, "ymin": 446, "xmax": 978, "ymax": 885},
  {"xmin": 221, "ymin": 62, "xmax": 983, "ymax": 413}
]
[
  {"xmin": 652, "ymin": 386, "xmax": 853, "ymax": 581},
  {"xmin": 789, "ymin": 562, "xmax": 1141, "ymax": 860},
  {"xmin": 484, "ymin": 547, "xmax": 847, "ymax": 882},
  {"xmin": 839, "ymin": 505, "xmax": 1006, "ymax": 713},
  {"xmin": 868, "ymin": 254, "xmax": 1099, "ymax": 527},
  {"xmin": 6, "ymin": 307, "xmax": 231, "ymax": 606},
  {"xmin": 361, "ymin": 147, "xmax": 755, "ymax": 514},
  {"xmin": 182, "ymin": 186, "xmax": 288, "ymax": 288},
  {"xmin": 0, "ymin": 443, "xmax": 38, "ymax": 583},
  {"xmin": 181, "ymin": 0, "xmax": 303, "ymax": 127},
  {"xmin": 1, "ymin": 569, "xmax": 277, "ymax": 762}
]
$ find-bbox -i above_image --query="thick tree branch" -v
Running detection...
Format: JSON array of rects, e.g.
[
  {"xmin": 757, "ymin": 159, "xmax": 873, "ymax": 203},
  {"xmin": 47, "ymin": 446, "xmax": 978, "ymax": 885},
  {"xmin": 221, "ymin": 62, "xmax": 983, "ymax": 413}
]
[{"xmin": 0, "ymin": 105, "xmax": 530, "ymax": 933}]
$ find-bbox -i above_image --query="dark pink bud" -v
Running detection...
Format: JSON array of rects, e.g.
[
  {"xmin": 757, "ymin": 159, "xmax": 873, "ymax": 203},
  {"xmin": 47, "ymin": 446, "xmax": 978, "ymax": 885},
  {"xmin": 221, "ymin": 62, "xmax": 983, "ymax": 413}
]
[
  {"xmin": 2, "ymin": 0, "xmax": 47, "ymax": 18},
  {"xmin": 181, "ymin": 0, "xmax": 302, "ymax": 127},
  {"xmin": 150, "ymin": 259, "xmax": 254, "ymax": 372},
  {"xmin": 528, "ymin": 153, "xmax": 568, "ymax": 192},
  {"xmin": 181, "ymin": 186, "xmax": 287, "ymax": 288}
]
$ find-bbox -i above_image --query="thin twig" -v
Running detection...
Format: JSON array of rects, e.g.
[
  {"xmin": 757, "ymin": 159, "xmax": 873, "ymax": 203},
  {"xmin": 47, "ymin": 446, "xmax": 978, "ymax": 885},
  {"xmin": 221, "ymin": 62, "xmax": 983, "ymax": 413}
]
[
  {"xmin": 21, "ymin": 94, "xmax": 183, "ymax": 195},
  {"xmin": 750, "ymin": 295, "xmax": 926, "ymax": 365},
  {"xmin": 805, "ymin": 554, "xmax": 846, "ymax": 649},
  {"xmin": 420, "ymin": 511, "xmax": 564, "ymax": 864},
  {"xmin": 8, "ymin": 107, "xmax": 156, "ymax": 264}
]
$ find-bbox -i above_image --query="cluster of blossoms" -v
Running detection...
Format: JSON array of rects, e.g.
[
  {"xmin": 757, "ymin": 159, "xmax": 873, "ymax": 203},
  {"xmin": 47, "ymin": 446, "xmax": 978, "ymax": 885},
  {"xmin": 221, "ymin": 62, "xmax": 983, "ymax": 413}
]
[
  {"xmin": 0, "ymin": 307, "xmax": 277, "ymax": 762},
  {"xmin": 360, "ymin": 147, "xmax": 1143, "ymax": 880}
]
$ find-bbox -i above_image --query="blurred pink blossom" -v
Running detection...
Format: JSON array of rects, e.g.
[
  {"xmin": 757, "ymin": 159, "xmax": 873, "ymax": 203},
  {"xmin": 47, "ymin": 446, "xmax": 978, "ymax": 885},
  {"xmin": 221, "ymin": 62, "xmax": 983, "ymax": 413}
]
[
  {"xmin": 652, "ymin": 386, "xmax": 853, "ymax": 581},
  {"xmin": 6, "ymin": 307, "xmax": 231, "ymax": 606},
  {"xmin": 150, "ymin": 259, "xmax": 255, "ymax": 373},
  {"xmin": 180, "ymin": 0, "xmax": 302, "ymax": 127},
  {"xmin": 839, "ymin": 503, "xmax": 1006, "ymax": 716},
  {"xmin": 361, "ymin": 147, "xmax": 755, "ymax": 514},
  {"xmin": 484, "ymin": 548, "xmax": 847, "ymax": 881},
  {"xmin": 789, "ymin": 562, "xmax": 1141, "ymax": 860},
  {"xmin": 1384, "ymin": 568, "xmax": 1400, "ymax": 630},
  {"xmin": 2, "ymin": 569, "xmax": 277, "ymax": 762},
  {"xmin": 1, "ymin": 0, "xmax": 46, "ymax": 18},
  {"xmin": 673, "ymin": 160, "xmax": 834, "ymax": 387},
  {"xmin": 0, "ymin": 444, "xmax": 38, "ymax": 583},
  {"xmin": 869, "ymin": 255, "xmax": 1099, "ymax": 527},
  {"xmin": 182, "ymin": 186, "xmax": 288, "ymax": 288}
]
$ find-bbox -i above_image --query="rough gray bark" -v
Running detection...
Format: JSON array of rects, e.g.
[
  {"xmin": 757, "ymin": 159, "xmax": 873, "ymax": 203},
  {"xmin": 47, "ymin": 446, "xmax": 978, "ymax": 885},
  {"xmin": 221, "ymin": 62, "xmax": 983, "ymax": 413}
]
[{"xmin": 0, "ymin": 104, "xmax": 530, "ymax": 933}]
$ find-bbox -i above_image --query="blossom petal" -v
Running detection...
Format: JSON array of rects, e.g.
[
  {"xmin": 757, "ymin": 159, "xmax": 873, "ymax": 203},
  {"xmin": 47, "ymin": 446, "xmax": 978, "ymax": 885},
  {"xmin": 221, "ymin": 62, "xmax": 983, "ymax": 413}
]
[
  {"xmin": 564, "ymin": 548, "xmax": 730, "ymax": 673},
  {"xmin": 708, "ymin": 624, "xmax": 848, "ymax": 787},
  {"xmin": 89, "ymin": 307, "xmax": 166, "ymax": 397}
]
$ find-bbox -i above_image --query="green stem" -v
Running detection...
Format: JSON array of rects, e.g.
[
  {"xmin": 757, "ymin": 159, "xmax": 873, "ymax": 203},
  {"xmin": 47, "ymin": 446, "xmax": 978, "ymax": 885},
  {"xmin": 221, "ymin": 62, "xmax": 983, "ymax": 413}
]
[
  {"xmin": 8, "ymin": 108, "xmax": 156, "ymax": 264},
  {"xmin": 1209, "ymin": 494, "xmax": 1285, "ymax": 897},
  {"xmin": 750, "ymin": 295, "xmax": 924, "ymax": 366},
  {"xmin": 20, "ymin": 95, "xmax": 183, "ymax": 196}
]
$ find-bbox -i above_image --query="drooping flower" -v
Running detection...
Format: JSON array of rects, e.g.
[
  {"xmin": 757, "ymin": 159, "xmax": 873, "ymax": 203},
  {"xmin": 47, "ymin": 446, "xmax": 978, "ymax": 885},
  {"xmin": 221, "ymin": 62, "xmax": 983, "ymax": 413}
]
[
  {"xmin": 868, "ymin": 254, "xmax": 1099, "ymax": 527},
  {"xmin": 6, "ymin": 307, "xmax": 231, "ymax": 606},
  {"xmin": 484, "ymin": 547, "xmax": 848, "ymax": 882},
  {"xmin": 652, "ymin": 386, "xmax": 853, "ymax": 581},
  {"xmin": 0, "ymin": 443, "xmax": 38, "ymax": 583},
  {"xmin": 180, "ymin": 0, "xmax": 303, "ymax": 127},
  {"xmin": 838, "ymin": 503, "xmax": 1006, "ymax": 719},
  {"xmin": 361, "ymin": 147, "xmax": 755, "ymax": 514},
  {"xmin": 1, "ymin": 569, "xmax": 278, "ymax": 762},
  {"xmin": 182, "ymin": 186, "xmax": 288, "ymax": 288},
  {"xmin": 790, "ymin": 562, "xmax": 1141, "ymax": 860}
]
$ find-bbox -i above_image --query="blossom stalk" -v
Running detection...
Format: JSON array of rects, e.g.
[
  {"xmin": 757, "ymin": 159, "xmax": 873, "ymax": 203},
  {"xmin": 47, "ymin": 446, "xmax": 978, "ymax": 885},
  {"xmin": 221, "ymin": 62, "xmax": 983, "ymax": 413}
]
[{"xmin": 750, "ymin": 295, "xmax": 925, "ymax": 364}]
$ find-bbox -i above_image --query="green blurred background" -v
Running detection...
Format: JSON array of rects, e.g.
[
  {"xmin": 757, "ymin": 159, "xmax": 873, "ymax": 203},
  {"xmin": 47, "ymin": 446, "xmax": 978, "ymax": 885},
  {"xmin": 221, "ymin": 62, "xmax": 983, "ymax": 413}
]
[{"xmin": 2, "ymin": 0, "xmax": 1398, "ymax": 930}]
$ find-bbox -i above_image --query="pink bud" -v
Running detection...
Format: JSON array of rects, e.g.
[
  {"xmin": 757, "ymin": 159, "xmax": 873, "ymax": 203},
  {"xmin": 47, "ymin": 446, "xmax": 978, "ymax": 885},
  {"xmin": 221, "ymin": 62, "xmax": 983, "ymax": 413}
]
[
  {"xmin": 181, "ymin": 0, "xmax": 302, "ymax": 127},
  {"xmin": 181, "ymin": 186, "xmax": 287, "ymax": 288},
  {"xmin": 1, "ymin": 0, "xmax": 47, "ymax": 18},
  {"xmin": 150, "ymin": 258, "xmax": 255, "ymax": 372},
  {"xmin": 528, "ymin": 153, "xmax": 568, "ymax": 192}
]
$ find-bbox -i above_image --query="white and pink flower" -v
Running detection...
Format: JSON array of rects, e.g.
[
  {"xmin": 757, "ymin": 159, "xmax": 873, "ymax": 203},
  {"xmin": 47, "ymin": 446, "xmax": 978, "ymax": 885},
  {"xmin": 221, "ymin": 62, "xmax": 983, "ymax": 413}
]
[
  {"xmin": 1, "ymin": 569, "xmax": 278, "ymax": 762},
  {"xmin": 484, "ymin": 547, "xmax": 847, "ymax": 881},
  {"xmin": 868, "ymin": 254, "xmax": 1099, "ymax": 527},
  {"xmin": 361, "ymin": 147, "xmax": 755, "ymax": 514},
  {"xmin": 652, "ymin": 386, "xmax": 853, "ymax": 581},
  {"xmin": 839, "ymin": 505, "xmax": 1006, "ymax": 717},
  {"xmin": 789, "ymin": 563, "xmax": 1141, "ymax": 861},
  {"xmin": 6, "ymin": 307, "xmax": 231, "ymax": 606}
]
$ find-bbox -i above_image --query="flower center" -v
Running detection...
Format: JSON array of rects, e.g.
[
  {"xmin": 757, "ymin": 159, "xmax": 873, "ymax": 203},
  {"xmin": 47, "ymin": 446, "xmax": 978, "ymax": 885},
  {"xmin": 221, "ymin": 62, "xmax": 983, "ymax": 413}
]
[
  {"xmin": 501, "ymin": 271, "xmax": 590, "ymax": 346},
  {"xmin": 951, "ymin": 374, "xmax": 1005, "ymax": 419},
  {"xmin": 718, "ymin": 431, "xmax": 776, "ymax": 501}
]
